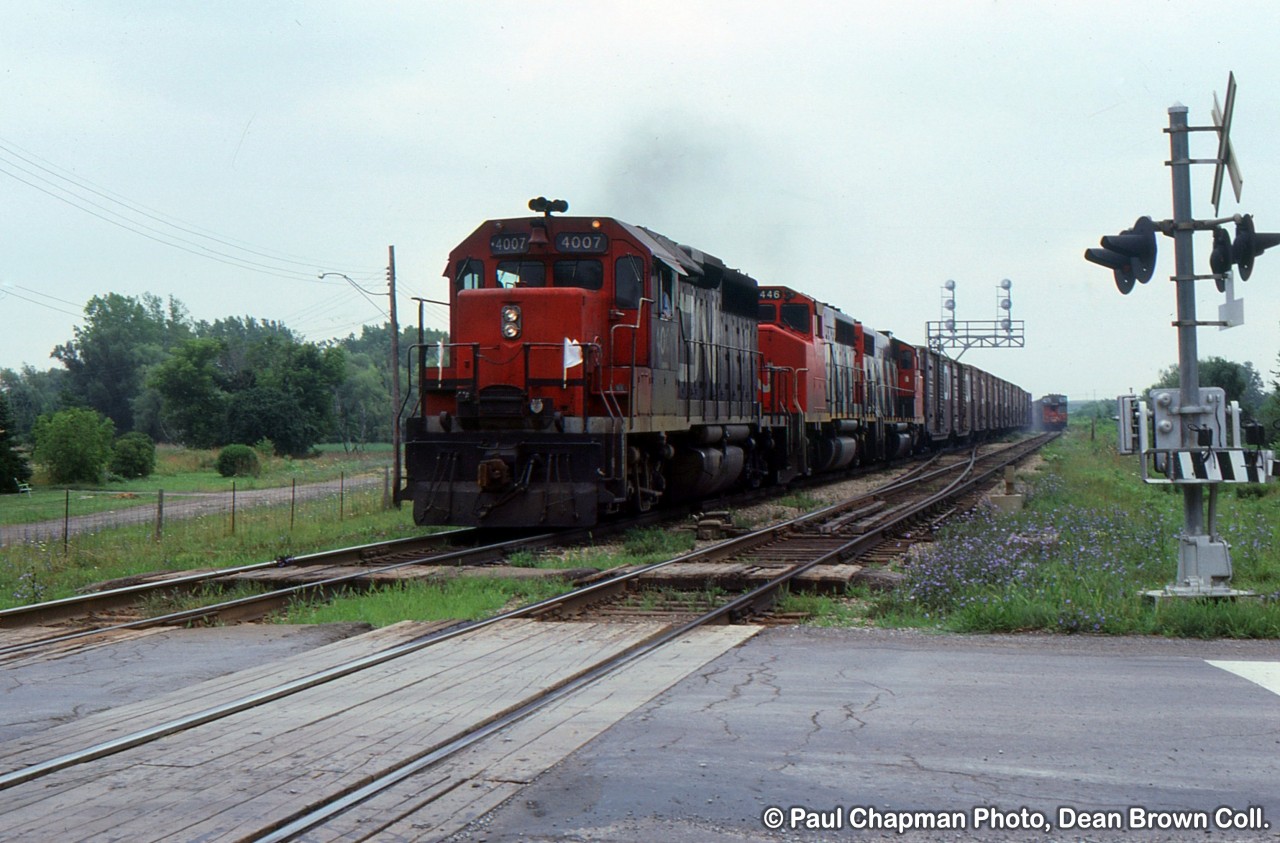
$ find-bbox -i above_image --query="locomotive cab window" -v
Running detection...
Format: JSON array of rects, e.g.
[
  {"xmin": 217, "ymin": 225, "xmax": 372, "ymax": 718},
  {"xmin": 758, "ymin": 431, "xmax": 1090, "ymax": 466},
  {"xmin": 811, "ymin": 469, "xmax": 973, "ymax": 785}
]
[
  {"xmin": 780, "ymin": 303, "xmax": 811, "ymax": 335},
  {"xmin": 553, "ymin": 259, "xmax": 603, "ymax": 290},
  {"xmin": 455, "ymin": 258, "xmax": 484, "ymax": 292},
  {"xmin": 614, "ymin": 255, "xmax": 644, "ymax": 308},
  {"xmin": 655, "ymin": 263, "xmax": 675, "ymax": 318},
  {"xmin": 496, "ymin": 260, "xmax": 545, "ymax": 288},
  {"xmin": 757, "ymin": 303, "xmax": 777, "ymax": 324}
]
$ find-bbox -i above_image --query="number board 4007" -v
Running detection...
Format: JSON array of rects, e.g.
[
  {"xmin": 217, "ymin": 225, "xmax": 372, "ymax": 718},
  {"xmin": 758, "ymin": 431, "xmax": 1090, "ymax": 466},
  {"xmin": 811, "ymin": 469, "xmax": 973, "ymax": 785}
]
[
  {"xmin": 490, "ymin": 233, "xmax": 530, "ymax": 256},
  {"xmin": 555, "ymin": 232, "xmax": 608, "ymax": 253}
]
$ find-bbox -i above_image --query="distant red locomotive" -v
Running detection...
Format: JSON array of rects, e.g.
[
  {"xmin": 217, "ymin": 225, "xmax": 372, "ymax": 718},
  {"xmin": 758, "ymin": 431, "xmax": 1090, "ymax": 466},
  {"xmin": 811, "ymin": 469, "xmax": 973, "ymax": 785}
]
[
  {"xmin": 402, "ymin": 202, "xmax": 1030, "ymax": 527},
  {"xmin": 1038, "ymin": 393, "xmax": 1069, "ymax": 431}
]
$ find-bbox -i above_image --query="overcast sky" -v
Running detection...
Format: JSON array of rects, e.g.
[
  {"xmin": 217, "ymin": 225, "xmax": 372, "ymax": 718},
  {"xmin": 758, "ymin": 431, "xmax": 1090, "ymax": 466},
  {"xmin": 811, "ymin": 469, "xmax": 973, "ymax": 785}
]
[{"xmin": 4, "ymin": 1, "xmax": 1280, "ymax": 403}]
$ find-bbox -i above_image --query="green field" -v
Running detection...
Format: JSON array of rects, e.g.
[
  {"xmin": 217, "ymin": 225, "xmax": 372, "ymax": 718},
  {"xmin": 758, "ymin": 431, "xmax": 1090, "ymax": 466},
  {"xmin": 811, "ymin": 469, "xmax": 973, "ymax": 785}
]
[
  {"xmin": 0, "ymin": 444, "xmax": 393, "ymax": 525},
  {"xmin": 831, "ymin": 422, "xmax": 1280, "ymax": 637}
]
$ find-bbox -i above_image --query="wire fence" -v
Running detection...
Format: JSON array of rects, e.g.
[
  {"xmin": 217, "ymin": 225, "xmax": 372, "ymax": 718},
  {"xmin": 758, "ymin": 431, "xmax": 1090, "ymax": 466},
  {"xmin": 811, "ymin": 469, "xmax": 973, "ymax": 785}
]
[{"xmin": 0, "ymin": 470, "xmax": 395, "ymax": 551}]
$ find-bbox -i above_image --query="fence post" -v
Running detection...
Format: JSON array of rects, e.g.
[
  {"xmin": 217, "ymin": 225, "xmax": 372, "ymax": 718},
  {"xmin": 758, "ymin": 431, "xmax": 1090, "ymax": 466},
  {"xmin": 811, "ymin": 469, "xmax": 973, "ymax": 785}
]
[
  {"xmin": 340, "ymin": 471, "xmax": 345, "ymax": 521},
  {"xmin": 63, "ymin": 489, "xmax": 70, "ymax": 554},
  {"xmin": 155, "ymin": 489, "xmax": 164, "ymax": 540},
  {"xmin": 290, "ymin": 479, "xmax": 297, "ymax": 531},
  {"xmin": 231, "ymin": 481, "xmax": 237, "ymax": 534}
]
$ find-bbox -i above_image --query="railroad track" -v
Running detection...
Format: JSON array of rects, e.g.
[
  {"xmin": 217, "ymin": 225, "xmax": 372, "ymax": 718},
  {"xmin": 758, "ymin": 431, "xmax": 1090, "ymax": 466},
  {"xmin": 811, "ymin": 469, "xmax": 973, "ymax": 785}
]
[
  {"xmin": 0, "ymin": 528, "xmax": 549, "ymax": 658},
  {"xmin": 0, "ymin": 434, "xmax": 1053, "ymax": 840},
  {"xmin": 0, "ymin": 435, "xmax": 1047, "ymax": 659},
  {"xmin": 541, "ymin": 434, "xmax": 1053, "ymax": 623},
  {"xmin": 0, "ymin": 445, "xmax": 921, "ymax": 652}
]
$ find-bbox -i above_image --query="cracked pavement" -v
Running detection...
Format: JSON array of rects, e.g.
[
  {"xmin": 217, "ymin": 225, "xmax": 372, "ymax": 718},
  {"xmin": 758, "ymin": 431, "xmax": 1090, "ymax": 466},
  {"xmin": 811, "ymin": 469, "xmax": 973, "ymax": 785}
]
[{"xmin": 449, "ymin": 626, "xmax": 1280, "ymax": 842}]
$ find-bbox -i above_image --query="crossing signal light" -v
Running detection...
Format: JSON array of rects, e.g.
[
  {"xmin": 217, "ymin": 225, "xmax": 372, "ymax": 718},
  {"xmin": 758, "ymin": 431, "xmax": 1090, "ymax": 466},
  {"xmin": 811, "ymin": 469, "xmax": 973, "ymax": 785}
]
[
  {"xmin": 1210, "ymin": 226, "xmax": 1233, "ymax": 292},
  {"xmin": 1084, "ymin": 216, "xmax": 1158, "ymax": 295},
  {"xmin": 1231, "ymin": 214, "xmax": 1280, "ymax": 280}
]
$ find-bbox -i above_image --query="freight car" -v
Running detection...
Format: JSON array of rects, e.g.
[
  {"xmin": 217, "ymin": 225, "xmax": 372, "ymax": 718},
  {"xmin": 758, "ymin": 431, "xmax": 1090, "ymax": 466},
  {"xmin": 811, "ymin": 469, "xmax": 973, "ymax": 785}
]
[{"xmin": 401, "ymin": 202, "xmax": 1030, "ymax": 527}]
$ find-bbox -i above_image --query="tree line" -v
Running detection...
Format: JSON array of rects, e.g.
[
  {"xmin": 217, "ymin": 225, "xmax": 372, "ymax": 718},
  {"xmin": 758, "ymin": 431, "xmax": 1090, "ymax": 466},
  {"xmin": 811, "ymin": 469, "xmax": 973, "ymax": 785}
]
[
  {"xmin": 1, "ymin": 292, "xmax": 444, "ymax": 490},
  {"xmin": 4, "ymin": 291, "xmax": 1280, "ymax": 492}
]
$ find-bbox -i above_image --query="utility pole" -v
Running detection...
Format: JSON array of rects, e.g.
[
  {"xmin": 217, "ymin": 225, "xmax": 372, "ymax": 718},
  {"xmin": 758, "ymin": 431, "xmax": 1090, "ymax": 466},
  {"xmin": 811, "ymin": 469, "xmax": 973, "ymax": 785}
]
[{"xmin": 388, "ymin": 245, "xmax": 402, "ymax": 507}]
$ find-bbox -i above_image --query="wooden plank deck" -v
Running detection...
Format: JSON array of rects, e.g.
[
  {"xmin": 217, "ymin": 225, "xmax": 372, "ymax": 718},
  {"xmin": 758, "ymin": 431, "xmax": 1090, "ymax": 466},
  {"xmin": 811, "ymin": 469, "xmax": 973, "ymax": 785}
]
[
  {"xmin": 0, "ymin": 621, "xmax": 452, "ymax": 774},
  {"xmin": 300, "ymin": 625, "xmax": 760, "ymax": 842},
  {"xmin": 0, "ymin": 620, "xmax": 759, "ymax": 842}
]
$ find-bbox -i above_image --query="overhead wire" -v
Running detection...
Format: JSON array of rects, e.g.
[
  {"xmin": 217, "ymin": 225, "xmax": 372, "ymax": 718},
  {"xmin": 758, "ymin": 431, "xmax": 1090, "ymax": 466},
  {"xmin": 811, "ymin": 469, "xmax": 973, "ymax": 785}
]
[
  {"xmin": 0, "ymin": 136, "xmax": 375, "ymax": 279},
  {"xmin": 0, "ymin": 285, "xmax": 83, "ymax": 319},
  {"xmin": 0, "ymin": 138, "xmax": 448, "ymax": 357}
]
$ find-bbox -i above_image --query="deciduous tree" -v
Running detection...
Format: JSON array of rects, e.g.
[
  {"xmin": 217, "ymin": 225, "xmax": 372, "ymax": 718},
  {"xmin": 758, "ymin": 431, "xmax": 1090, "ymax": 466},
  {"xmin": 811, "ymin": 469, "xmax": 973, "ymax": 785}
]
[
  {"xmin": 32, "ymin": 408, "xmax": 115, "ymax": 484},
  {"xmin": 0, "ymin": 389, "xmax": 33, "ymax": 493}
]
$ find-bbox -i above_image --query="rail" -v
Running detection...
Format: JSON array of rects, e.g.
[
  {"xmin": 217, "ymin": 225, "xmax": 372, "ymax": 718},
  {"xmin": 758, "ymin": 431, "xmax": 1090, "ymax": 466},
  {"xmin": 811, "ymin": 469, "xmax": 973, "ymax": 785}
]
[{"xmin": 0, "ymin": 436, "xmax": 1053, "ymax": 798}]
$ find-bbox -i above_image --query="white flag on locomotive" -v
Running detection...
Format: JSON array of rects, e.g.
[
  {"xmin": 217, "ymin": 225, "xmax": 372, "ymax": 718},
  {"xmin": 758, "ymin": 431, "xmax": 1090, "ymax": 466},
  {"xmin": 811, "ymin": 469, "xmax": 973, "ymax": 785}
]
[{"xmin": 562, "ymin": 338, "xmax": 583, "ymax": 387}]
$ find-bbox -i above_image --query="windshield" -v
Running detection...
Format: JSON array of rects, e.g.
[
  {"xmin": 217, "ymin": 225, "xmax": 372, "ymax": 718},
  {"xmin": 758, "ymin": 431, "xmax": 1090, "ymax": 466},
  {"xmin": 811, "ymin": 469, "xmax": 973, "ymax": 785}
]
[
  {"xmin": 496, "ymin": 261, "xmax": 545, "ymax": 288},
  {"xmin": 553, "ymin": 260, "xmax": 603, "ymax": 290},
  {"xmin": 780, "ymin": 303, "xmax": 811, "ymax": 335}
]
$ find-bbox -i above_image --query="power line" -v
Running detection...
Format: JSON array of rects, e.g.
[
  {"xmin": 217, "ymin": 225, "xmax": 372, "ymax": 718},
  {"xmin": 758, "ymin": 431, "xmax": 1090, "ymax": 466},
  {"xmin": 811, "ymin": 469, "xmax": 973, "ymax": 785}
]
[
  {"xmin": 0, "ymin": 285, "xmax": 83, "ymax": 318},
  {"xmin": 0, "ymin": 137, "xmax": 378, "ymax": 281}
]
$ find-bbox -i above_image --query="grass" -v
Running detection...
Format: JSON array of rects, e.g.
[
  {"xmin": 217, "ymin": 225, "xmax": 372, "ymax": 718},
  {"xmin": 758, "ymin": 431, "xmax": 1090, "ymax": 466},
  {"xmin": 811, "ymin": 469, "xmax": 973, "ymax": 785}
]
[
  {"xmin": 507, "ymin": 528, "xmax": 695, "ymax": 571},
  {"xmin": 138, "ymin": 581, "xmax": 272, "ymax": 619},
  {"xmin": 775, "ymin": 588, "xmax": 873, "ymax": 627},
  {"xmin": 0, "ymin": 489, "xmax": 425, "ymax": 611},
  {"xmin": 276, "ymin": 578, "xmax": 573, "ymax": 627},
  {"xmin": 775, "ymin": 492, "xmax": 824, "ymax": 512},
  {"xmin": 0, "ymin": 444, "xmax": 393, "ymax": 525},
  {"xmin": 858, "ymin": 422, "xmax": 1280, "ymax": 637}
]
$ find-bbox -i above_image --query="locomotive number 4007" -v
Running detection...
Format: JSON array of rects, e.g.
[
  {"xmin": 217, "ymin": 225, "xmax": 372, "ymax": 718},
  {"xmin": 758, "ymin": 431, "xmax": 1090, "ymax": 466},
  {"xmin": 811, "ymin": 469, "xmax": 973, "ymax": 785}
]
[{"xmin": 555, "ymin": 232, "xmax": 608, "ymax": 253}]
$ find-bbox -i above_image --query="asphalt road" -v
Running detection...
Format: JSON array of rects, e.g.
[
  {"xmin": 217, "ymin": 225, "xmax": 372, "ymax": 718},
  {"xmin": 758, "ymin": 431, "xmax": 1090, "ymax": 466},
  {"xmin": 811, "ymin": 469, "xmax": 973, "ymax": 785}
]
[
  {"xmin": 4, "ymin": 624, "xmax": 1277, "ymax": 842},
  {"xmin": 451, "ymin": 627, "xmax": 1280, "ymax": 843}
]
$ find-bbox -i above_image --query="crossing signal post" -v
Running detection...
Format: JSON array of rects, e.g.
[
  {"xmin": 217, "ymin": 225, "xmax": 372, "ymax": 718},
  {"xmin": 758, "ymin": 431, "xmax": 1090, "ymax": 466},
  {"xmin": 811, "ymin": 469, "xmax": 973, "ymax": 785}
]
[{"xmin": 1084, "ymin": 75, "xmax": 1279, "ymax": 599}]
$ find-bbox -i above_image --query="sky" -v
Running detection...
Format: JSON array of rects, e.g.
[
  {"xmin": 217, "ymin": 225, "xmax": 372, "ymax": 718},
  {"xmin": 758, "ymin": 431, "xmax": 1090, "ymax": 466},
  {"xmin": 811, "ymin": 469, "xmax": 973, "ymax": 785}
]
[{"xmin": 4, "ymin": 1, "xmax": 1280, "ymax": 404}]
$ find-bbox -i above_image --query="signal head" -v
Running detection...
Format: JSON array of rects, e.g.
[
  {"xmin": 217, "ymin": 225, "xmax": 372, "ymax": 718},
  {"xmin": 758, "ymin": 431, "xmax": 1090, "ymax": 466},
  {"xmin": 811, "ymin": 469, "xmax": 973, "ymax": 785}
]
[
  {"xmin": 1209, "ymin": 226, "xmax": 1233, "ymax": 291},
  {"xmin": 1231, "ymin": 213, "xmax": 1280, "ymax": 280},
  {"xmin": 1083, "ymin": 215, "xmax": 1158, "ymax": 295}
]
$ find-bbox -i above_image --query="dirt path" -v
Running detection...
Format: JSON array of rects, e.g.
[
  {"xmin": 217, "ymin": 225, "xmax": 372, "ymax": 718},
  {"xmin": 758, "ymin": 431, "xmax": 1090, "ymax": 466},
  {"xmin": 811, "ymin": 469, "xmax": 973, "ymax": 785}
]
[{"xmin": 0, "ymin": 472, "xmax": 387, "ymax": 547}]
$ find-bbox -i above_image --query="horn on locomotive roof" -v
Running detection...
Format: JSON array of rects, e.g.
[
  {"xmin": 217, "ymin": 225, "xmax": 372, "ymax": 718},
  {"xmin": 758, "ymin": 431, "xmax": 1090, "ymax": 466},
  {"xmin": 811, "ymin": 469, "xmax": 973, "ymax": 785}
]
[{"xmin": 529, "ymin": 196, "xmax": 569, "ymax": 217}]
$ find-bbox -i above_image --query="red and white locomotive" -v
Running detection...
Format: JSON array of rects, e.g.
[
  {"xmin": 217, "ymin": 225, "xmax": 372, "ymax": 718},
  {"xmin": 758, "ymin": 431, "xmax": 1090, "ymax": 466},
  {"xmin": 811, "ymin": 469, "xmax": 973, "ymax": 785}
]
[{"xmin": 403, "ymin": 202, "xmax": 1030, "ymax": 527}]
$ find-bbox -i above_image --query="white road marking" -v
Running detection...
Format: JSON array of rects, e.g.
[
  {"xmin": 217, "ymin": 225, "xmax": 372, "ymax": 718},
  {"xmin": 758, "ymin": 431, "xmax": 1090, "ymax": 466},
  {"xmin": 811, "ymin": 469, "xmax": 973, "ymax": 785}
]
[{"xmin": 1207, "ymin": 660, "xmax": 1280, "ymax": 696}]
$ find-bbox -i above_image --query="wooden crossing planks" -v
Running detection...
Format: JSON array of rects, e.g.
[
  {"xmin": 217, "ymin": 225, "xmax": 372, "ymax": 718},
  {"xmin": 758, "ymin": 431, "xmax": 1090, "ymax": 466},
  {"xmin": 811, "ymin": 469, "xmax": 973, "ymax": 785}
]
[
  {"xmin": 0, "ymin": 621, "xmax": 451, "ymax": 774},
  {"xmin": 294, "ymin": 625, "xmax": 763, "ymax": 842},
  {"xmin": 0, "ymin": 620, "xmax": 757, "ymax": 842}
]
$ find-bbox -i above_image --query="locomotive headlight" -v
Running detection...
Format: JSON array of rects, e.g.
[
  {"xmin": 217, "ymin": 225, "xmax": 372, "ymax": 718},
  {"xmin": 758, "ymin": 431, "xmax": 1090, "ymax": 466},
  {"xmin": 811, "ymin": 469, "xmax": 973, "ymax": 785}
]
[{"xmin": 500, "ymin": 305, "xmax": 521, "ymax": 339}]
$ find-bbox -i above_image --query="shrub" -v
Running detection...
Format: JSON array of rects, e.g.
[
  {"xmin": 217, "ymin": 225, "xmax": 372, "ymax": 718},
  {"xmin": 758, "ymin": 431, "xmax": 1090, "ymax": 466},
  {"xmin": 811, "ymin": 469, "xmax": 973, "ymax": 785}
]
[
  {"xmin": 216, "ymin": 444, "xmax": 261, "ymax": 478},
  {"xmin": 0, "ymin": 390, "xmax": 32, "ymax": 493},
  {"xmin": 110, "ymin": 432, "xmax": 157, "ymax": 479},
  {"xmin": 32, "ymin": 408, "xmax": 115, "ymax": 484}
]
